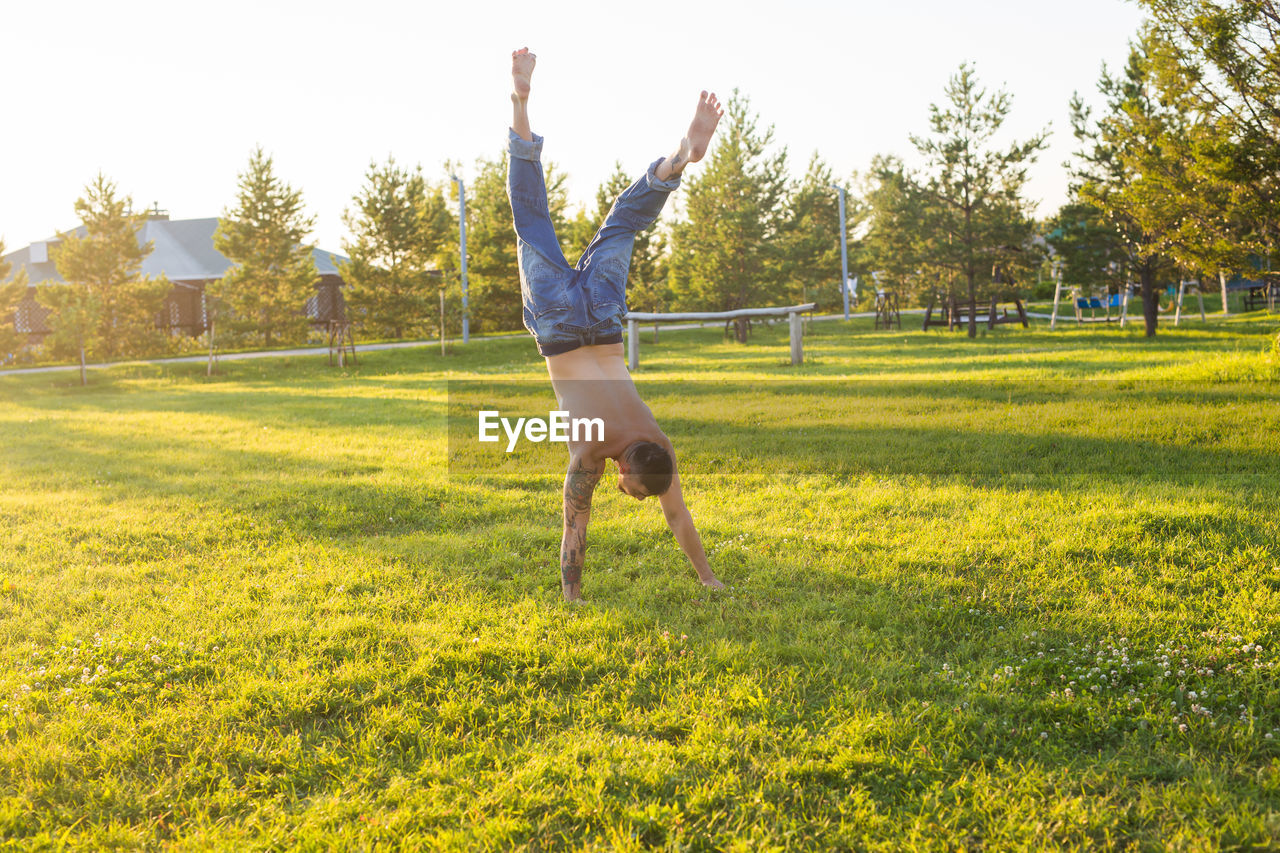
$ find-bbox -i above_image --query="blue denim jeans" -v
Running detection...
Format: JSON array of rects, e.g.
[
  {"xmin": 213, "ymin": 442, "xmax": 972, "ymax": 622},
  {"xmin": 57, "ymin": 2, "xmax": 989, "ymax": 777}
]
[{"xmin": 507, "ymin": 129, "xmax": 680, "ymax": 355}]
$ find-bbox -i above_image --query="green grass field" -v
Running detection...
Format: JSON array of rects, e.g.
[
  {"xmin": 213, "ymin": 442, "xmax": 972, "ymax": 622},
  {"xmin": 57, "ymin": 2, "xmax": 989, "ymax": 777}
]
[{"xmin": 2, "ymin": 316, "xmax": 1279, "ymax": 850}]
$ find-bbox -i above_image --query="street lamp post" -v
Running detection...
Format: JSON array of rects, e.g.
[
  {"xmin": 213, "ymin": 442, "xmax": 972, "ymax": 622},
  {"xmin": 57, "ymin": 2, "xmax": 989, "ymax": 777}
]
[
  {"xmin": 451, "ymin": 174, "xmax": 470, "ymax": 343},
  {"xmin": 830, "ymin": 184, "xmax": 850, "ymax": 320}
]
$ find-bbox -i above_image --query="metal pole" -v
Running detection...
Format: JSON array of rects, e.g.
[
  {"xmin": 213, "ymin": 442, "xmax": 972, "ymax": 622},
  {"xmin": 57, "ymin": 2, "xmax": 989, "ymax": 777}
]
[
  {"xmin": 831, "ymin": 185, "xmax": 850, "ymax": 320},
  {"xmin": 627, "ymin": 318, "xmax": 638, "ymax": 371},
  {"xmin": 452, "ymin": 175, "xmax": 470, "ymax": 344},
  {"xmin": 1049, "ymin": 261, "xmax": 1063, "ymax": 330}
]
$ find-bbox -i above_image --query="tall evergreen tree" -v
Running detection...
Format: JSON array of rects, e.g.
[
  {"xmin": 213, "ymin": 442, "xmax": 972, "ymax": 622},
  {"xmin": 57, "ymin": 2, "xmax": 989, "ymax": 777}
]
[
  {"xmin": 1129, "ymin": 3, "xmax": 1280, "ymax": 307},
  {"xmin": 668, "ymin": 91, "xmax": 790, "ymax": 339},
  {"xmin": 211, "ymin": 147, "xmax": 318, "ymax": 348},
  {"xmin": 1044, "ymin": 200, "xmax": 1129, "ymax": 296},
  {"xmin": 451, "ymin": 153, "xmax": 571, "ymax": 333},
  {"xmin": 52, "ymin": 174, "xmax": 163, "ymax": 359},
  {"xmin": 780, "ymin": 154, "xmax": 851, "ymax": 310},
  {"xmin": 1069, "ymin": 45, "xmax": 1182, "ymax": 336},
  {"xmin": 0, "ymin": 242, "xmax": 22, "ymax": 364},
  {"xmin": 862, "ymin": 155, "xmax": 934, "ymax": 302},
  {"xmin": 36, "ymin": 280, "xmax": 97, "ymax": 384},
  {"xmin": 561, "ymin": 207, "xmax": 598, "ymax": 262},
  {"xmin": 342, "ymin": 158, "xmax": 449, "ymax": 339},
  {"xmin": 594, "ymin": 162, "xmax": 669, "ymax": 325},
  {"xmin": 909, "ymin": 64, "xmax": 1049, "ymax": 337}
]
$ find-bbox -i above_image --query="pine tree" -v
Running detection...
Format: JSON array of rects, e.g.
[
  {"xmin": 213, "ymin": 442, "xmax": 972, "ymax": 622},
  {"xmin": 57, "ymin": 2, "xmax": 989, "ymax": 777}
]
[
  {"xmin": 594, "ymin": 163, "xmax": 669, "ymax": 330},
  {"xmin": 1044, "ymin": 200, "xmax": 1128, "ymax": 297},
  {"xmin": 862, "ymin": 155, "xmax": 934, "ymax": 303},
  {"xmin": 52, "ymin": 174, "xmax": 162, "ymax": 359},
  {"xmin": 342, "ymin": 158, "xmax": 449, "ymax": 339},
  {"xmin": 668, "ymin": 91, "xmax": 790, "ymax": 340},
  {"xmin": 780, "ymin": 154, "xmax": 851, "ymax": 310},
  {"xmin": 37, "ymin": 281, "xmax": 97, "ymax": 384},
  {"xmin": 909, "ymin": 64, "xmax": 1048, "ymax": 337},
  {"xmin": 1069, "ymin": 44, "xmax": 1183, "ymax": 336},
  {"xmin": 561, "ymin": 207, "xmax": 598, "ymax": 263},
  {"xmin": 453, "ymin": 153, "xmax": 572, "ymax": 333},
  {"xmin": 1126, "ymin": 4, "xmax": 1280, "ymax": 308},
  {"xmin": 0, "ymin": 243, "xmax": 22, "ymax": 364},
  {"xmin": 211, "ymin": 147, "xmax": 318, "ymax": 348}
]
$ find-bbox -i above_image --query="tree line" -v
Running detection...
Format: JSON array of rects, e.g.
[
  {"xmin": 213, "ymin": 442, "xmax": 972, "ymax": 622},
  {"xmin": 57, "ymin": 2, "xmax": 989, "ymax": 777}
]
[
  {"xmin": 864, "ymin": 0, "xmax": 1280, "ymax": 338},
  {"xmin": 5, "ymin": 0, "xmax": 1277, "ymax": 365}
]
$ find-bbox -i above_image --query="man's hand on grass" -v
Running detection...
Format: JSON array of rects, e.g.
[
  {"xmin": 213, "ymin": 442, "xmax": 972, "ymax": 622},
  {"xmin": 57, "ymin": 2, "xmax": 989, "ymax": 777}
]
[{"xmin": 699, "ymin": 572, "xmax": 726, "ymax": 590}]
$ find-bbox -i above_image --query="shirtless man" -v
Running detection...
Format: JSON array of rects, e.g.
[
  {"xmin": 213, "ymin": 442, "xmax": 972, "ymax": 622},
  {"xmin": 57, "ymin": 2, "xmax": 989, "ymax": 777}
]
[{"xmin": 507, "ymin": 47, "xmax": 725, "ymax": 601}]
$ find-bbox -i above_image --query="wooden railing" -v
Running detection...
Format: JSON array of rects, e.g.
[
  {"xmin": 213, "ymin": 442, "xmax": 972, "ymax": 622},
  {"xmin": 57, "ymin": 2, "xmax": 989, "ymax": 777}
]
[{"xmin": 624, "ymin": 303, "xmax": 817, "ymax": 370}]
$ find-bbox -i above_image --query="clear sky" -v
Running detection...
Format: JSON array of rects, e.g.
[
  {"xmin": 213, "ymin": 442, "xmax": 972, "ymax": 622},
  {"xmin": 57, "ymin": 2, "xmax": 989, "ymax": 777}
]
[{"xmin": 2, "ymin": 0, "xmax": 1147, "ymax": 255}]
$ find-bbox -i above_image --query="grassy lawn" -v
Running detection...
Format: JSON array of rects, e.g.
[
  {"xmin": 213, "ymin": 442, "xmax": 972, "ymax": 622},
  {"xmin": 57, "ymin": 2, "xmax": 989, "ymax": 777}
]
[{"xmin": 1, "ymin": 316, "xmax": 1278, "ymax": 850}]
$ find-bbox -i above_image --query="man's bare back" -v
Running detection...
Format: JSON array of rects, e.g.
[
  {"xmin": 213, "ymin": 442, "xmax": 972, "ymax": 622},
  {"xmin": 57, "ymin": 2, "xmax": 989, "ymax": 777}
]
[{"xmin": 546, "ymin": 344, "xmax": 667, "ymax": 468}]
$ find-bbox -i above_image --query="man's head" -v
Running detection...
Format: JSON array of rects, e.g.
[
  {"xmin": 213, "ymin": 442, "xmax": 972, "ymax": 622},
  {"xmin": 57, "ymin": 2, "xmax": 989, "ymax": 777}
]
[{"xmin": 616, "ymin": 441, "xmax": 674, "ymax": 500}]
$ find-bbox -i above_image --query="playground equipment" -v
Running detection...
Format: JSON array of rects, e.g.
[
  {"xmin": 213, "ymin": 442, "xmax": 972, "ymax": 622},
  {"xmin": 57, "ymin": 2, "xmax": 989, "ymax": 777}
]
[
  {"xmin": 624, "ymin": 303, "xmax": 816, "ymax": 370},
  {"xmin": 1221, "ymin": 274, "xmax": 1279, "ymax": 312},
  {"xmin": 869, "ymin": 271, "xmax": 900, "ymax": 330},
  {"xmin": 304, "ymin": 279, "xmax": 356, "ymax": 367},
  {"xmin": 922, "ymin": 291, "xmax": 1028, "ymax": 331},
  {"xmin": 1050, "ymin": 261, "xmax": 1220, "ymax": 328},
  {"xmin": 1241, "ymin": 282, "xmax": 1277, "ymax": 311},
  {"xmin": 874, "ymin": 289, "xmax": 901, "ymax": 330},
  {"xmin": 1172, "ymin": 279, "xmax": 1207, "ymax": 326},
  {"xmin": 1049, "ymin": 261, "xmax": 1134, "ymax": 329},
  {"xmin": 919, "ymin": 264, "xmax": 1029, "ymax": 332}
]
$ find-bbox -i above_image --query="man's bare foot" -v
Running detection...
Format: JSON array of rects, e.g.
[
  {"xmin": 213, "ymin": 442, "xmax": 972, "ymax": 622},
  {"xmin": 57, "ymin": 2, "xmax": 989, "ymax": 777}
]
[
  {"xmin": 656, "ymin": 91, "xmax": 723, "ymax": 181},
  {"xmin": 562, "ymin": 582, "xmax": 582, "ymax": 602},
  {"xmin": 512, "ymin": 47, "xmax": 535, "ymax": 101},
  {"xmin": 686, "ymin": 91, "xmax": 723, "ymax": 162},
  {"xmin": 700, "ymin": 574, "xmax": 726, "ymax": 590}
]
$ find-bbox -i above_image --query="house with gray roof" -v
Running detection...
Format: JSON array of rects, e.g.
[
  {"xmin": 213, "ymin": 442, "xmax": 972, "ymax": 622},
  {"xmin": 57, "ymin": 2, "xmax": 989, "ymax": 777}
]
[
  {"xmin": 2, "ymin": 214, "xmax": 348, "ymax": 288},
  {"xmin": 3, "ymin": 213, "xmax": 350, "ymax": 338}
]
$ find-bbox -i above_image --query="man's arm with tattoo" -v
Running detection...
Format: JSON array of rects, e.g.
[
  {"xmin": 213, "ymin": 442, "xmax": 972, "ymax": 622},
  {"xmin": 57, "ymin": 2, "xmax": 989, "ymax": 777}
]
[{"xmin": 560, "ymin": 455, "xmax": 603, "ymax": 601}]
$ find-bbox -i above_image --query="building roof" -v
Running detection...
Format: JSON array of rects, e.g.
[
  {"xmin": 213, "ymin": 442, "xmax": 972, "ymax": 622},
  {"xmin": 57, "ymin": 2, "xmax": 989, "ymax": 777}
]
[{"xmin": 2, "ymin": 217, "xmax": 348, "ymax": 285}]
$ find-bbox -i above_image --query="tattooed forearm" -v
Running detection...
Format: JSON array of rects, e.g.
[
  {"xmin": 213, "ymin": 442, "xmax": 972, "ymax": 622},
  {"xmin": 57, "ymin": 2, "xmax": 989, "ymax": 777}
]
[
  {"xmin": 564, "ymin": 458, "xmax": 600, "ymax": 513},
  {"xmin": 560, "ymin": 458, "xmax": 601, "ymax": 600},
  {"xmin": 561, "ymin": 541, "xmax": 583, "ymax": 588}
]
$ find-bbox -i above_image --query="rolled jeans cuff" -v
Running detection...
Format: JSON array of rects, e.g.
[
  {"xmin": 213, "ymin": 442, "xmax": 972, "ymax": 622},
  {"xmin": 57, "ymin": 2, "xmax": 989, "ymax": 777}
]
[
  {"xmin": 508, "ymin": 129, "xmax": 544, "ymax": 161},
  {"xmin": 646, "ymin": 157, "xmax": 682, "ymax": 192}
]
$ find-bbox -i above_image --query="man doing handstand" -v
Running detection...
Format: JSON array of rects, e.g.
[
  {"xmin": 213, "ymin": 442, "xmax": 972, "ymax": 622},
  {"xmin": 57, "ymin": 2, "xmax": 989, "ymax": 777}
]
[{"xmin": 507, "ymin": 47, "xmax": 724, "ymax": 601}]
